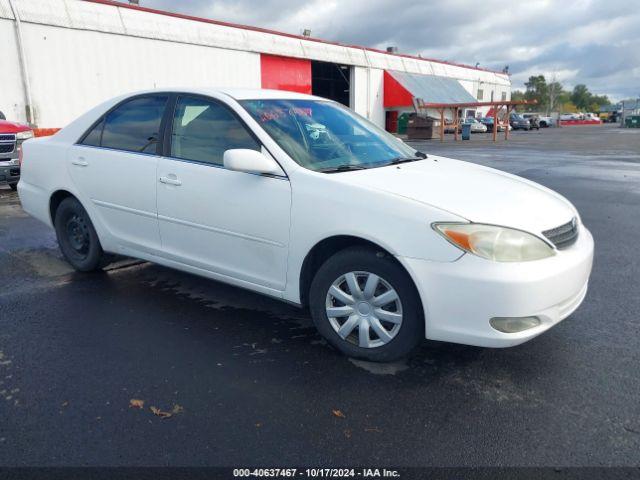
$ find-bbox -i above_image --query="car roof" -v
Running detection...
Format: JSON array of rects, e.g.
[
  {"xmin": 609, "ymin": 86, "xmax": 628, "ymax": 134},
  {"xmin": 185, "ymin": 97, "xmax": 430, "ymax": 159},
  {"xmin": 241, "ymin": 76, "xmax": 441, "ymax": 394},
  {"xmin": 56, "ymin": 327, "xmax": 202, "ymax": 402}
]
[
  {"xmin": 51, "ymin": 87, "xmax": 327, "ymax": 145},
  {"xmin": 120, "ymin": 87, "xmax": 323, "ymax": 102}
]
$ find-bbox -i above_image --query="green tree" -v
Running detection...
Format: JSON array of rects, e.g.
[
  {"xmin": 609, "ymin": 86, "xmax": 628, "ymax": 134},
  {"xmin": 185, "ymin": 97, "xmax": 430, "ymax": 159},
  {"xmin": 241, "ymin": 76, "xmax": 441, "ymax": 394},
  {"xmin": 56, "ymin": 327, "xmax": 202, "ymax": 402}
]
[
  {"xmin": 525, "ymin": 75, "xmax": 548, "ymax": 111},
  {"xmin": 591, "ymin": 94, "xmax": 611, "ymax": 111},
  {"xmin": 511, "ymin": 90, "xmax": 526, "ymax": 112},
  {"xmin": 571, "ymin": 84, "xmax": 592, "ymax": 110}
]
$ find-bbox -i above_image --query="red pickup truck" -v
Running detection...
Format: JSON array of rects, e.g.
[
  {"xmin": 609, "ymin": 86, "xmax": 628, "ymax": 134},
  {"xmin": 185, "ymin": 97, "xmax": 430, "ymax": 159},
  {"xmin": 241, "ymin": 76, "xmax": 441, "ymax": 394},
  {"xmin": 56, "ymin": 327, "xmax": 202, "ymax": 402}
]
[{"xmin": 0, "ymin": 112, "xmax": 34, "ymax": 190}]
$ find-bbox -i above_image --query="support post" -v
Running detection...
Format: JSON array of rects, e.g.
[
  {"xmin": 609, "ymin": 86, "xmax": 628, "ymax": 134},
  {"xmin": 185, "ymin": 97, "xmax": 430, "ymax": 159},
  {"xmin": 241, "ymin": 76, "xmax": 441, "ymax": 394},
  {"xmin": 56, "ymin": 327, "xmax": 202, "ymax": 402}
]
[
  {"xmin": 8, "ymin": 0, "xmax": 34, "ymax": 125},
  {"xmin": 439, "ymin": 109, "xmax": 444, "ymax": 142},
  {"xmin": 453, "ymin": 108, "xmax": 459, "ymax": 141},
  {"xmin": 505, "ymin": 106, "xmax": 511, "ymax": 140}
]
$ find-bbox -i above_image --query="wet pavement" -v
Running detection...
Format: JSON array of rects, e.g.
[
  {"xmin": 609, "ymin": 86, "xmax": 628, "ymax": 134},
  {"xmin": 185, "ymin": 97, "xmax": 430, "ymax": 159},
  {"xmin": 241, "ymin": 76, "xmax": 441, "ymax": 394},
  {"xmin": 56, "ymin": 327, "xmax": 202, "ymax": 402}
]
[{"xmin": 0, "ymin": 125, "xmax": 639, "ymax": 467}]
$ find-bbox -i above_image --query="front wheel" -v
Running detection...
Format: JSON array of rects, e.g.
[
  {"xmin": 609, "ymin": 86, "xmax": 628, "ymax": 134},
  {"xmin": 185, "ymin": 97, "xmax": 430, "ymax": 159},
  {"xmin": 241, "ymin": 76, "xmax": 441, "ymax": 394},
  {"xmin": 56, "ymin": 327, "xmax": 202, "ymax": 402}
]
[
  {"xmin": 54, "ymin": 197, "xmax": 106, "ymax": 272},
  {"xmin": 309, "ymin": 247, "xmax": 424, "ymax": 362}
]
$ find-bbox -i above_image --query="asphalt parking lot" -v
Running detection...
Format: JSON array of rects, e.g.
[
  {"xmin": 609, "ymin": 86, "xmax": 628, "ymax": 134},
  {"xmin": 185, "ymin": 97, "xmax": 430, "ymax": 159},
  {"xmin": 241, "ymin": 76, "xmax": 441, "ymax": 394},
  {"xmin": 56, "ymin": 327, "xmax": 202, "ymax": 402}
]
[{"xmin": 0, "ymin": 124, "xmax": 639, "ymax": 467}]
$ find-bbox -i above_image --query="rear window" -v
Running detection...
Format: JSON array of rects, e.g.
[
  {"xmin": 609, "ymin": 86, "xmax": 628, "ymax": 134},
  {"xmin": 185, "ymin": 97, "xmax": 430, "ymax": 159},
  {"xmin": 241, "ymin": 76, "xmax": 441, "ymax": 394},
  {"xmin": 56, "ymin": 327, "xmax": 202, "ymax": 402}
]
[
  {"xmin": 81, "ymin": 118, "xmax": 104, "ymax": 147},
  {"xmin": 82, "ymin": 95, "xmax": 168, "ymax": 154}
]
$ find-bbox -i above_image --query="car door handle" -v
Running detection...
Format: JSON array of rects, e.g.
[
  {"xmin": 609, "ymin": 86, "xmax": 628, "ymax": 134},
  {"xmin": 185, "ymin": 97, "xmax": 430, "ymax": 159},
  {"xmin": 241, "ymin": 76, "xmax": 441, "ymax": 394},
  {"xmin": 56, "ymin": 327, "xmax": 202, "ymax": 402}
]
[
  {"xmin": 72, "ymin": 157, "xmax": 89, "ymax": 167},
  {"xmin": 159, "ymin": 176, "xmax": 182, "ymax": 186}
]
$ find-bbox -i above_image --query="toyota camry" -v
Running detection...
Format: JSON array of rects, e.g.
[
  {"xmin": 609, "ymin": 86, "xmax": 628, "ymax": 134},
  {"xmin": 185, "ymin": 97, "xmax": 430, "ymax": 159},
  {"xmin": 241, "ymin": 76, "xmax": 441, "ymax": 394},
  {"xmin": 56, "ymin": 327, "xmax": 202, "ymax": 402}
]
[{"xmin": 18, "ymin": 88, "xmax": 594, "ymax": 361}]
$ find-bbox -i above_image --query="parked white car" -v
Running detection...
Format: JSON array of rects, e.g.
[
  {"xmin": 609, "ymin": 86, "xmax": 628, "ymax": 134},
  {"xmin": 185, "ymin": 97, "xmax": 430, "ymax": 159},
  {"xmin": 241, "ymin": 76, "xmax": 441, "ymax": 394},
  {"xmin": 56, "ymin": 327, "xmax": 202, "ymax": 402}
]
[
  {"xmin": 560, "ymin": 113, "xmax": 580, "ymax": 121},
  {"xmin": 461, "ymin": 117, "xmax": 488, "ymax": 133},
  {"xmin": 18, "ymin": 89, "xmax": 594, "ymax": 361},
  {"xmin": 537, "ymin": 115, "xmax": 554, "ymax": 127}
]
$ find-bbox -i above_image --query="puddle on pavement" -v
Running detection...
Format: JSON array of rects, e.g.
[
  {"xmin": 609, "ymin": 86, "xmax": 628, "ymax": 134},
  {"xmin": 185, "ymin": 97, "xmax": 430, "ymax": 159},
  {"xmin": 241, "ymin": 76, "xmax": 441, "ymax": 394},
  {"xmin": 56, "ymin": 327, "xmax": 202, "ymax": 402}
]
[{"xmin": 10, "ymin": 249, "xmax": 74, "ymax": 277}]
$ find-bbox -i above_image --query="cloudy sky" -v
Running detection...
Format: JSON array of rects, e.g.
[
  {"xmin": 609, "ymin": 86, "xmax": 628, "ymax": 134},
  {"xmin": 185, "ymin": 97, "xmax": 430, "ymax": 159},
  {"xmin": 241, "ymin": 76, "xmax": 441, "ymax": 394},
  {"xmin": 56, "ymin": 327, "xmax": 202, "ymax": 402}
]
[{"xmin": 122, "ymin": 0, "xmax": 639, "ymax": 100}]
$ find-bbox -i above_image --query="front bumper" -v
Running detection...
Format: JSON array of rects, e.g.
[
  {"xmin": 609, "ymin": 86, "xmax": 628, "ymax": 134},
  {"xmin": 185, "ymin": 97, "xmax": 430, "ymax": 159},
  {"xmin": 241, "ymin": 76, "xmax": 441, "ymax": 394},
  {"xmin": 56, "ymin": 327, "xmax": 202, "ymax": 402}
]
[
  {"xmin": 399, "ymin": 224, "xmax": 594, "ymax": 347},
  {"xmin": 0, "ymin": 161, "xmax": 20, "ymax": 185}
]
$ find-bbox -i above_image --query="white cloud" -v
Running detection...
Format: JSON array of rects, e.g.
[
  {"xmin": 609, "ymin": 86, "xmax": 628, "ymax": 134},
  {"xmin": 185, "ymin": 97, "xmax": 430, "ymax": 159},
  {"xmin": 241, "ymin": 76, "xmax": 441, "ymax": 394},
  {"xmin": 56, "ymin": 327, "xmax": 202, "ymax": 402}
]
[{"xmin": 123, "ymin": 0, "xmax": 640, "ymax": 100}]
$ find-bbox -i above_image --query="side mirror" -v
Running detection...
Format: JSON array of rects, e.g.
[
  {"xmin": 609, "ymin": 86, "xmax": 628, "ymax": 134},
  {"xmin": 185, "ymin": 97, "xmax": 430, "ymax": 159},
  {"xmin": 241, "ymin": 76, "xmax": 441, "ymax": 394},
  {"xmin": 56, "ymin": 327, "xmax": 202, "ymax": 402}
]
[{"xmin": 223, "ymin": 149, "xmax": 283, "ymax": 176}]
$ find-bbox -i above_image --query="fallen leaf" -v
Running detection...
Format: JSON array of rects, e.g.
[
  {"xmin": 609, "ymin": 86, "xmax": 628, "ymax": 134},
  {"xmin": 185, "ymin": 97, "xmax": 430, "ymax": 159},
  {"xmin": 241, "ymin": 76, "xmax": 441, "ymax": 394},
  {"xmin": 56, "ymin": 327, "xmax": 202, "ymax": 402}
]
[
  {"xmin": 129, "ymin": 399, "xmax": 145, "ymax": 409},
  {"xmin": 343, "ymin": 429, "xmax": 352, "ymax": 438},
  {"xmin": 332, "ymin": 409, "xmax": 346, "ymax": 419},
  {"xmin": 365, "ymin": 427, "xmax": 382, "ymax": 433},
  {"xmin": 149, "ymin": 406, "xmax": 173, "ymax": 419},
  {"xmin": 61, "ymin": 401, "xmax": 69, "ymax": 407},
  {"xmin": 255, "ymin": 422, "xmax": 263, "ymax": 428},
  {"xmin": 171, "ymin": 404, "xmax": 184, "ymax": 415}
]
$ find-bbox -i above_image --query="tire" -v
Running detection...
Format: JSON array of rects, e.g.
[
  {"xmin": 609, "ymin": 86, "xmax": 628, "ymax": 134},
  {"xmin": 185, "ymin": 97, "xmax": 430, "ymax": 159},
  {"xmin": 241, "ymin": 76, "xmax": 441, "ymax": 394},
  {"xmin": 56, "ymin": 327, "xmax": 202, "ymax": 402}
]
[
  {"xmin": 8, "ymin": 183, "xmax": 17, "ymax": 191},
  {"xmin": 309, "ymin": 247, "xmax": 424, "ymax": 362},
  {"xmin": 54, "ymin": 197, "xmax": 106, "ymax": 272}
]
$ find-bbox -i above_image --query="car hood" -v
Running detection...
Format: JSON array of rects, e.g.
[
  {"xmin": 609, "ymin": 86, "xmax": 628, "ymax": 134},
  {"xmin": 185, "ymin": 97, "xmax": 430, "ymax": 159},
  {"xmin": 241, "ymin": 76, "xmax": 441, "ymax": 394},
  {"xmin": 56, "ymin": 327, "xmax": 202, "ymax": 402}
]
[
  {"xmin": 342, "ymin": 156, "xmax": 577, "ymax": 234},
  {"xmin": 0, "ymin": 120, "xmax": 31, "ymax": 134}
]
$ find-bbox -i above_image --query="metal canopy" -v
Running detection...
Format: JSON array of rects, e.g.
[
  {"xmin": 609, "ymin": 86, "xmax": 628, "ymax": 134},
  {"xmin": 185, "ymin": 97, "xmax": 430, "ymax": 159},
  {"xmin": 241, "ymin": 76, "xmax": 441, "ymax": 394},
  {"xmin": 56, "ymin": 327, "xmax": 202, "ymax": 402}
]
[{"xmin": 387, "ymin": 70, "xmax": 478, "ymax": 105}]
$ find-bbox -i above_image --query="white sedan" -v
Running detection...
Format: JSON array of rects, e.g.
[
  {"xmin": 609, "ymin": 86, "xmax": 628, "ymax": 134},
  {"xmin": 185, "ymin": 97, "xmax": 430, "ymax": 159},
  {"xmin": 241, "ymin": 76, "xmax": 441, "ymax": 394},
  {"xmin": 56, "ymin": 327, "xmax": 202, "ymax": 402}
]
[{"xmin": 18, "ymin": 88, "xmax": 594, "ymax": 362}]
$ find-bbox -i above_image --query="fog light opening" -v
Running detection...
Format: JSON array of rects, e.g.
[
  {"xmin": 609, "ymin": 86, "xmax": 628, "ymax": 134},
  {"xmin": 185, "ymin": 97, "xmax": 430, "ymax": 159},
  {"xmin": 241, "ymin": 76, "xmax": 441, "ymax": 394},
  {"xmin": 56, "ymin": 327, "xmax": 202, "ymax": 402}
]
[{"xmin": 490, "ymin": 316, "xmax": 541, "ymax": 333}]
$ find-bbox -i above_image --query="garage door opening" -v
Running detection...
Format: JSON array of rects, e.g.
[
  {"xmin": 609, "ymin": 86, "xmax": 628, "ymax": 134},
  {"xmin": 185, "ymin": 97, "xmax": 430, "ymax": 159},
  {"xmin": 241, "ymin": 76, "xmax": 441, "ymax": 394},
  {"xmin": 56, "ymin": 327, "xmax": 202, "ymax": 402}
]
[{"xmin": 312, "ymin": 61, "xmax": 351, "ymax": 107}]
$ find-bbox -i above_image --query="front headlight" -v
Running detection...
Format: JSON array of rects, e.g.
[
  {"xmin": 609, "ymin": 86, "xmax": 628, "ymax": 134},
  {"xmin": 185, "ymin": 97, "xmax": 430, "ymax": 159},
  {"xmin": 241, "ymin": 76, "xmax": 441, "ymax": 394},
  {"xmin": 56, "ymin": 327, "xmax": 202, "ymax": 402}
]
[
  {"xmin": 16, "ymin": 130, "xmax": 34, "ymax": 140},
  {"xmin": 433, "ymin": 223, "xmax": 555, "ymax": 262}
]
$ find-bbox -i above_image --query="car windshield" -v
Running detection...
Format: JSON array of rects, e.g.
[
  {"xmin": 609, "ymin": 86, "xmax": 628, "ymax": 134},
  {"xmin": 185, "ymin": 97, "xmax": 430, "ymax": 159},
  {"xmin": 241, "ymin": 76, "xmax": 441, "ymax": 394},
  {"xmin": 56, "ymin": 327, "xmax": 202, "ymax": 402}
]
[{"xmin": 240, "ymin": 99, "xmax": 420, "ymax": 172}]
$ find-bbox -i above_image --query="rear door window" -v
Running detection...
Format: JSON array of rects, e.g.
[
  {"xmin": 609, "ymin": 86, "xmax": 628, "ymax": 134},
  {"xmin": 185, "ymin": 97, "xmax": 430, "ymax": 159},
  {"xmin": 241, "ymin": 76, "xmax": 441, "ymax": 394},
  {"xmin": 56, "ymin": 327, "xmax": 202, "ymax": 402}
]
[{"xmin": 100, "ymin": 95, "xmax": 168, "ymax": 154}]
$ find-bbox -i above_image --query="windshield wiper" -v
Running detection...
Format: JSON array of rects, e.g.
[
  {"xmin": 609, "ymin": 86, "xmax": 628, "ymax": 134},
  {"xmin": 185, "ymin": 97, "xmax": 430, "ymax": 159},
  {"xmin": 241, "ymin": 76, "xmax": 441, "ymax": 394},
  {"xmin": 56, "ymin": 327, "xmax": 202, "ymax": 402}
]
[
  {"xmin": 318, "ymin": 165, "xmax": 367, "ymax": 173},
  {"xmin": 388, "ymin": 155, "xmax": 424, "ymax": 165}
]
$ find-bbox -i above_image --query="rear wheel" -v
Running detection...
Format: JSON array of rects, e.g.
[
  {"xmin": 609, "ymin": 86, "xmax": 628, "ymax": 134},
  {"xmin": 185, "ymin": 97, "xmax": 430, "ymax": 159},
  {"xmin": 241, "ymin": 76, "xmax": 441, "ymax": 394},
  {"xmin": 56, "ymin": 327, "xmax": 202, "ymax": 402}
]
[
  {"xmin": 54, "ymin": 197, "xmax": 106, "ymax": 272},
  {"xmin": 309, "ymin": 247, "xmax": 424, "ymax": 362},
  {"xmin": 8, "ymin": 183, "xmax": 17, "ymax": 191}
]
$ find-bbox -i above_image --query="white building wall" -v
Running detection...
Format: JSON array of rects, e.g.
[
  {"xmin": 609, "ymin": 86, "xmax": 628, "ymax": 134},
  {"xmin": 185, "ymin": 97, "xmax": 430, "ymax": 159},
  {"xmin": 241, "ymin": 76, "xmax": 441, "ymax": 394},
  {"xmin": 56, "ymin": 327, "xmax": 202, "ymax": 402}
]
[
  {"xmin": 19, "ymin": 23, "xmax": 260, "ymax": 127},
  {"xmin": 0, "ymin": 0, "xmax": 510, "ymax": 128}
]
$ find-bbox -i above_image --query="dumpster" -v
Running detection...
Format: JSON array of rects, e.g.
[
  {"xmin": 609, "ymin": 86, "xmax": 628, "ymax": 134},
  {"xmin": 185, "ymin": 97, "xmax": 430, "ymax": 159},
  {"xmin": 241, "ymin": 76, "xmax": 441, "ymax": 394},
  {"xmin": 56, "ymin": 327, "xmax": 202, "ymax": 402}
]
[
  {"xmin": 461, "ymin": 123, "xmax": 471, "ymax": 140},
  {"xmin": 625, "ymin": 115, "xmax": 640, "ymax": 128},
  {"xmin": 397, "ymin": 113, "xmax": 410, "ymax": 135},
  {"xmin": 406, "ymin": 115, "xmax": 437, "ymax": 139}
]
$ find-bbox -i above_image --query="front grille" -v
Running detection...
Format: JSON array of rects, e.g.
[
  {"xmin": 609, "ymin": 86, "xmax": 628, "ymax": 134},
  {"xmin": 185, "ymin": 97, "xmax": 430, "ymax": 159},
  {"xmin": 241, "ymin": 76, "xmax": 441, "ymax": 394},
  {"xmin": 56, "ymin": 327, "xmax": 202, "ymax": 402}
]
[
  {"xmin": 0, "ymin": 134, "xmax": 16, "ymax": 155},
  {"xmin": 0, "ymin": 144, "xmax": 15, "ymax": 154},
  {"xmin": 543, "ymin": 219, "xmax": 579, "ymax": 250}
]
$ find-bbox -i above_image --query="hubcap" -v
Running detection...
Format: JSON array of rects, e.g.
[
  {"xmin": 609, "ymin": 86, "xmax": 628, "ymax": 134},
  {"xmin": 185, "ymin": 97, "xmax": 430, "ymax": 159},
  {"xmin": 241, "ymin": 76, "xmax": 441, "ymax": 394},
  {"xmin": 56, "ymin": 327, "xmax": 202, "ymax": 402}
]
[
  {"xmin": 65, "ymin": 214, "xmax": 90, "ymax": 256},
  {"xmin": 325, "ymin": 271, "xmax": 403, "ymax": 349}
]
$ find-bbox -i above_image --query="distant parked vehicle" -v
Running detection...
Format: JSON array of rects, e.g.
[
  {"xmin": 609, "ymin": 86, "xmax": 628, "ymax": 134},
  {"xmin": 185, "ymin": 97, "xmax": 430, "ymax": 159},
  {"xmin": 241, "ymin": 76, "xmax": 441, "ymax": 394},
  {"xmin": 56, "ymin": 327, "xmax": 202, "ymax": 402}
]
[
  {"xmin": 560, "ymin": 113, "xmax": 579, "ymax": 121},
  {"xmin": 479, "ymin": 117, "xmax": 511, "ymax": 132},
  {"xmin": 443, "ymin": 118, "xmax": 486, "ymax": 134},
  {"xmin": 605, "ymin": 112, "xmax": 619, "ymax": 123},
  {"xmin": 559, "ymin": 113, "xmax": 602, "ymax": 124},
  {"xmin": 537, "ymin": 115, "xmax": 553, "ymax": 127},
  {"xmin": 510, "ymin": 114, "xmax": 531, "ymax": 131},
  {"xmin": 461, "ymin": 117, "xmax": 487, "ymax": 133},
  {"xmin": 0, "ymin": 118, "xmax": 34, "ymax": 190},
  {"xmin": 523, "ymin": 114, "xmax": 541, "ymax": 130}
]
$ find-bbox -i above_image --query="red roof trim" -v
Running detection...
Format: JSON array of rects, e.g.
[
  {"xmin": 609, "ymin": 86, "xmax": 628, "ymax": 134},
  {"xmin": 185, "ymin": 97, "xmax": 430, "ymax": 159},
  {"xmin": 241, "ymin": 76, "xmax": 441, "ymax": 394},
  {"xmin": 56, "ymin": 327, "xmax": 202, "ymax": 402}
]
[{"xmin": 83, "ymin": 0, "xmax": 507, "ymax": 76}]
